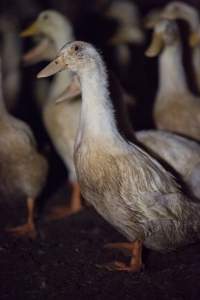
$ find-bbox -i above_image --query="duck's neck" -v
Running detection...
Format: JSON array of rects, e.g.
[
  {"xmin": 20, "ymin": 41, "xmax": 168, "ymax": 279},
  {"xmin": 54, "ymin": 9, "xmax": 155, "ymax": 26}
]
[
  {"xmin": 77, "ymin": 60, "xmax": 119, "ymax": 142},
  {"xmin": 48, "ymin": 28, "xmax": 75, "ymax": 101},
  {"xmin": 158, "ymin": 42, "xmax": 188, "ymax": 96}
]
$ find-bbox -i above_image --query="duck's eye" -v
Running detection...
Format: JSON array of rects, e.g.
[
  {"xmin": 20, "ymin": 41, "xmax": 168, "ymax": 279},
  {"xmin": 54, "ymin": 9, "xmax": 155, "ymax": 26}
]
[
  {"xmin": 43, "ymin": 14, "xmax": 49, "ymax": 20},
  {"xmin": 74, "ymin": 45, "xmax": 79, "ymax": 52}
]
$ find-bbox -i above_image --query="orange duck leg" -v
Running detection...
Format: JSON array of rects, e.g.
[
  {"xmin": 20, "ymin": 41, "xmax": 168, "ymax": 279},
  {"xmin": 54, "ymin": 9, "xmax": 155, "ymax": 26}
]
[
  {"xmin": 48, "ymin": 182, "xmax": 82, "ymax": 220},
  {"xmin": 103, "ymin": 240, "xmax": 143, "ymax": 272},
  {"xmin": 6, "ymin": 197, "xmax": 37, "ymax": 239}
]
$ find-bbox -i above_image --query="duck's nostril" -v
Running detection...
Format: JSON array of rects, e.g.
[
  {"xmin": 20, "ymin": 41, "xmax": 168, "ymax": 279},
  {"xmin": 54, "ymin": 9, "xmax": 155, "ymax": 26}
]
[{"xmin": 55, "ymin": 61, "xmax": 58, "ymax": 65}]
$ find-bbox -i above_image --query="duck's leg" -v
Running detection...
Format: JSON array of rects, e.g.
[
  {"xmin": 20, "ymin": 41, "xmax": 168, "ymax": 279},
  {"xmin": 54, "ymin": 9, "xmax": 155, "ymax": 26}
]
[
  {"xmin": 102, "ymin": 240, "xmax": 143, "ymax": 272},
  {"xmin": 48, "ymin": 182, "xmax": 82, "ymax": 220},
  {"xmin": 6, "ymin": 197, "xmax": 37, "ymax": 239}
]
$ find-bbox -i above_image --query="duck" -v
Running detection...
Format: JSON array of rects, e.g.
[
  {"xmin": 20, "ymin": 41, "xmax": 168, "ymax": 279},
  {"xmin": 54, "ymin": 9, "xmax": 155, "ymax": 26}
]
[
  {"xmin": 105, "ymin": 0, "xmax": 144, "ymax": 67},
  {"xmin": 0, "ymin": 58, "xmax": 48, "ymax": 238},
  {"xmin": 21, "ymin": 10, "xmax": 82, "ymax": 219},
  {"xmin": 145, "ymin": 19, "xmax": 200, "ymax": 141},
  {"xmin": 161, "ymin": 1, "xmax": 200, "ymax": 93},
  {"xmin": 38, "ymin": 40, "xmax": 200, "ymax": 272}
]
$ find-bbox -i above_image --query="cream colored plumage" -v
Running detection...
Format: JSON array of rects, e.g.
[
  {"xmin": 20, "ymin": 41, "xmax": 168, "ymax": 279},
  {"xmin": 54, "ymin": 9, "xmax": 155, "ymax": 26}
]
[
  {"xmin": 38, "ymin": 41, "xmax": 200, "ymax": 271},
  {"xmin": 146, "ymin": 19, "xmax": 200, "ymax": 141},
  {"xmin": 162, "ymin": 1, "xmax": 200, "ymax": 92},
  {"xmin": 0, "ymin": 59, "xmax": 48, "ymax": 238},
  {"xmin": 21, "ymin": 10, "xmax": 81, "ymax": 218}
]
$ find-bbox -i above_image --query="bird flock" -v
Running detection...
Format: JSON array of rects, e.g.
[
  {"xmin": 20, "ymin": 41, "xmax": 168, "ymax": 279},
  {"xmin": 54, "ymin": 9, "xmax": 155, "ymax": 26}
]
[{"xmin": 0, "ymin": 0, "xmax": 200, "ymax": 272}]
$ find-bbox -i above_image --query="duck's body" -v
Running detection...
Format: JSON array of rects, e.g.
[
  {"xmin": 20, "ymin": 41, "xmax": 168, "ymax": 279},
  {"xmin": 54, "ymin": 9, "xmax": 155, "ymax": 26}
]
[
  {"xmin": 0, "ymin": 64, "xmax": 48, "ymax": 237},
  {"xmin": 38, "ymin": 41, "xmax": 200, "ymax": 271},
  {"xmin": 43, "ymin": 71, "xmax": 80, "ymax": 183},
  {"xmin": 137, "ymin": 130, "xmax": 200, "ymax": 198},
  {"xmin": 146, "ymin": 20, "xmax": 200, "ymax": 141}
]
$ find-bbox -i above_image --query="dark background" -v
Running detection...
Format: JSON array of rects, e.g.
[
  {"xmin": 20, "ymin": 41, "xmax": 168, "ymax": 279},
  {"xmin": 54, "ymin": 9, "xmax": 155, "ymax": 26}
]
[{"xmin": 0, "ymin": 1, "xmax": 200, "ymax": 299}]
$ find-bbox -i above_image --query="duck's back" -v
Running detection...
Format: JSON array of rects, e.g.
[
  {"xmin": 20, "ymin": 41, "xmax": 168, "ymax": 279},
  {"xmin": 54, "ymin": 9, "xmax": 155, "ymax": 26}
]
[{"xmin": 154, "ymin": 93, "xmax": 200, "ymax": 140}]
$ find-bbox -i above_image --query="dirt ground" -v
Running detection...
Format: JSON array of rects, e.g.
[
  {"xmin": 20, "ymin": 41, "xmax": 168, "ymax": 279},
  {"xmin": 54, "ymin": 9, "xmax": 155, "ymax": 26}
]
[{"xmin": 1, "ymin": 185, "xmax": 200, "ymax": 300}]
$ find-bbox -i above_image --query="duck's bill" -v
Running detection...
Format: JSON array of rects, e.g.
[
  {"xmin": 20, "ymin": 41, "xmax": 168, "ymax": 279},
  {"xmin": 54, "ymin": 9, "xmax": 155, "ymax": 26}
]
[
  {"xmin": 23, "ymin": 38, "xmax": 55, "ymax": 65},
  {"xmin": 145, "ymin": 32, "xmax": 164, "ymax": 57},
  {"xmin": 189, "ymin": 32, "xmax": 200, "ymax": 47},
  {"xmin": 20, "ymin": 21, "xmax": 39, "ymax": 37},
  {"xmin": 56, "ymin": 75, "xmax": 81, "ymax": 103},
  {"xmin": 37, "ymin": 57, "xmax": 66, "ymax": 78}
]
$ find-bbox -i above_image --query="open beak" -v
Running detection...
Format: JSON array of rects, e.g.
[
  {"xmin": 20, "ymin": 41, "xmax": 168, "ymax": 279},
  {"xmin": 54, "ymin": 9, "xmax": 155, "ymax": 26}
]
[
  {"xmin": 20, "ymin": 21, "xmax": 39, "ymax": 37},
  {"xmin": 37, "ymin": 55, "xmax": 66, "ymax": 78},
  {"xmin": 55, "ymin": 75, "xmax": 81, "ymax": 103},
  {"xmin": 189, "ymin": 32, "xmax": 200, "ymax": 47},
  {"xmin": 145, "ymin": 32, "xmax": 164, "ymax": 57},
  {"xmin": 23, "ymin": 38, "xmax": 54, "ymax": 64}
]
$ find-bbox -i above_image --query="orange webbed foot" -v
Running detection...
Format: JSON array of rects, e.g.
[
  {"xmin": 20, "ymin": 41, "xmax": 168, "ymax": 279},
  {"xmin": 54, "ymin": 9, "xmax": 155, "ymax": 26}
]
[
  {"xmin": 6, "ymin": 222, "xmax": 37, "ymax": 239},
  {"xmin": 101, "ymin": 240, "xmax": 143, "ymax": 272}
]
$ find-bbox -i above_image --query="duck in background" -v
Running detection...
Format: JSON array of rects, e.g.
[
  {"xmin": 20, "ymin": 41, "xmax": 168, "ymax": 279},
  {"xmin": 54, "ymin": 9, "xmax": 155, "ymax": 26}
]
[
  {"xmin": 145, "ymin": 19, "xmax": 200, "ymax": 141},
  {"xmin": 38, "ymin": 41, "xmax": 200, "ymax": 272},
  {"xmin": 0, "ymin": 15, "xmax": 21, "ymax": 112},
  {"xmin": 0, "ymin": 58, "xmax": 48, "ymax": 238},
  {"xmin": 21, "ymin": 10, "xmax": 82, "ymax": 220},
  {"xmin": 105, "ymin": 0, "xmax": 144, "ymax": 68},
  {"xmin": 161, "ymin": 1, "xmax": 200, "ymax": 93}
]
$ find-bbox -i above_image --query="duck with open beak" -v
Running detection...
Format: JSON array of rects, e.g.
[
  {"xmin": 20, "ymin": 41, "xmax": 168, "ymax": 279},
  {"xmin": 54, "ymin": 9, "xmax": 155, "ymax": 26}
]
[
  {"xmin": 37, "ymin": 41, "xmax": 200, "ymax": 272},
  {"xmin": 21, "ymin": 11, "xmax": 83, "ymax": 220}
]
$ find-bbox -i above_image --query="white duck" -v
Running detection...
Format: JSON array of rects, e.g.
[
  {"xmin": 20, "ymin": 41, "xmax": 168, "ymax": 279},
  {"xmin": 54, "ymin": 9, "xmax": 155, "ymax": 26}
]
[
  {"xmin": 0, "ymin": 58, "xmax": 48, "ymax": 238},
  {"xmin": 145, "ymin": 19, "xmax": 200, "ymax": 141},
  {"xmin": 21, "ymin": 10, "xmax": 82, "ymax": 219},
  {"xmin": 161, "ymin": 1, "xmax": 200, "ymax": 92},
  {"xmin": 38, "ymin": 41, "xmax": 200, "ymax": 272}
]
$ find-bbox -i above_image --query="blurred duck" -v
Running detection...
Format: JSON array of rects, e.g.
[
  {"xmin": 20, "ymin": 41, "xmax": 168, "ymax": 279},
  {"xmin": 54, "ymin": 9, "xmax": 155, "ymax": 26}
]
[
  {"xmin": 161, "ymin": 1, "xmax": 200, "ymax": 92},
  {"xmin": 0, "ymin": 15, "xmax": 21, "ymax": 112},
  {"xmin": 145, "ymin": 19, "xmax": 200, "ymax": 141},
  {"xmin": 0, "ymin": 59, "xmax": 48, "ymax": 238},
  {"xmin": 105, "ymin": 0, "xmax": 144, "ymax": 67},
  {"xmin": 21, "ymin": 10, "xmax": 82, "ymax": 219},
  {"xmin": 143, "ymin": 8, "xmax": 163, "ymax": 29},
  {"xmin": 38, "ymin": 41, "xmax": 200, "ymax": 272}
]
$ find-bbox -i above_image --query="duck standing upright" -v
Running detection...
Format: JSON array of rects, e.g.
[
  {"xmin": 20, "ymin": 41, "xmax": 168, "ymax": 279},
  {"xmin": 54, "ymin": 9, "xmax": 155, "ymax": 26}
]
[
  {"xmin": 38, "ymin": 41, "xmax": 200, "ymax": 271},
  {"xmin": 161, "ymin": 1, "xmax": 200, "ymax": 93},
  {"xmin": 146, "ymin": 19, "xmax": 200, "ymax": 141},
  {"xmin": 21, "ymin": 10, "xmax": 82, "ymax": 219},
  {"xmin": 0, "ymin": 59, "xmax": 48, "ymax": 238}
]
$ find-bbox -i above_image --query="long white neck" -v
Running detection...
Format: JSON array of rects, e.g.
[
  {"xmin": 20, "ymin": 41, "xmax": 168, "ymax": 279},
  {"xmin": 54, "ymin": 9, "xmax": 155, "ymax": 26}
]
[
  {"xmin": 77, "ymin": 59, "xmax": 119, "ymax": 143},
  {"xmin": 48, "ymin": 25, "xmax": 75, "ymax": 100},
  {"xmin": 158, "ymin": 41, "xmax": 188, "ymax": 95}
]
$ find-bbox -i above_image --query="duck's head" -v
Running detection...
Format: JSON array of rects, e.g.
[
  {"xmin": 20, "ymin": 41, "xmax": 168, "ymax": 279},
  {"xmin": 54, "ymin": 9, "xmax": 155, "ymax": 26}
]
[
  {"xmin": 21, "ymin": 10, "xmax": 73, "ymax": 63},
  {"xmin": 37, "ymin": 41, "xmax": 101, "ymax": 78},
  {"xmin": 106, "ymin": 0, "xmax": 144, "ymax": 45},
  {"xmin": 145, "ymin": 20, "xmax": 179, "ymax": 57},
  {"xmin": 143, "ymin": 9, "xmax": 162, "ymax": 29},
  {"xmin": 161, "ymin": 2, "xmax": 200, "ymax": 47}
]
